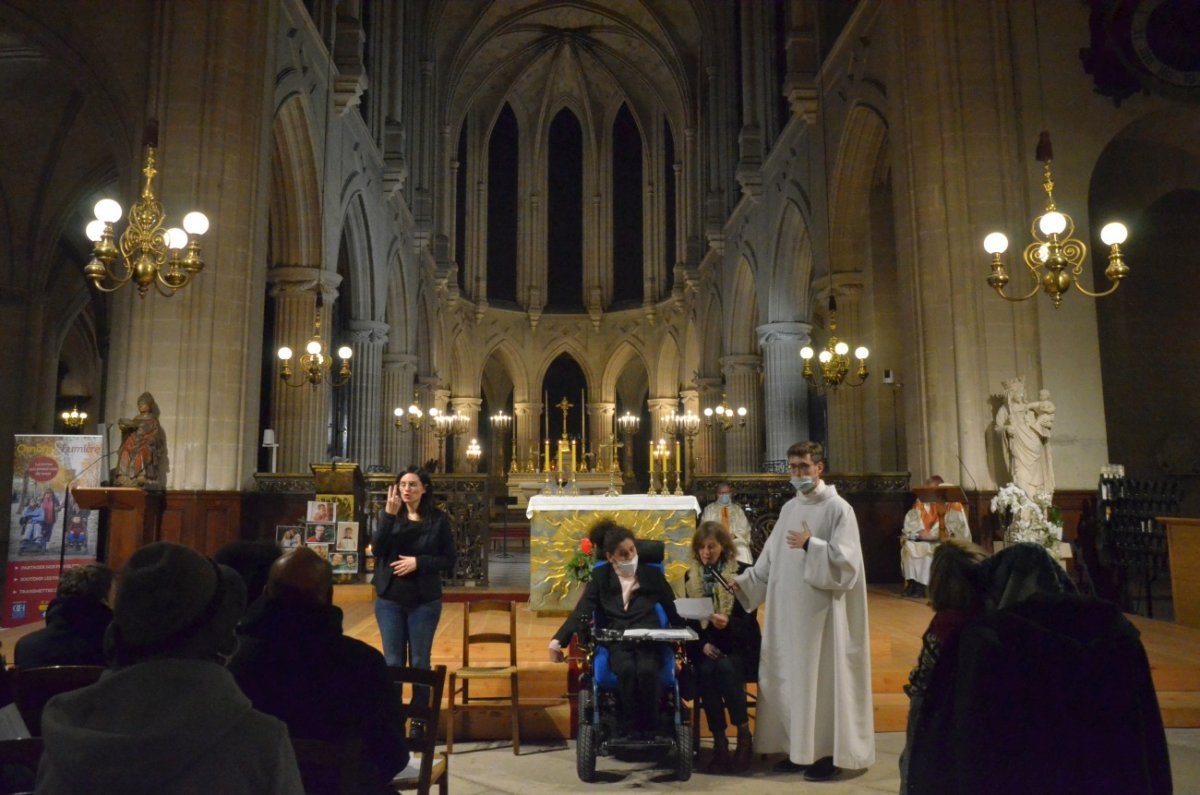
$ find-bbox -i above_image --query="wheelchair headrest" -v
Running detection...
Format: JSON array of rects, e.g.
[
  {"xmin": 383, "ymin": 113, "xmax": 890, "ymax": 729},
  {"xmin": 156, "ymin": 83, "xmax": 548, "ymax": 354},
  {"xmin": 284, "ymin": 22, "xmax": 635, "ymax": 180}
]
[{"xmin": 636, "ymin": 539, "xmax": 665, "ymax": 565}]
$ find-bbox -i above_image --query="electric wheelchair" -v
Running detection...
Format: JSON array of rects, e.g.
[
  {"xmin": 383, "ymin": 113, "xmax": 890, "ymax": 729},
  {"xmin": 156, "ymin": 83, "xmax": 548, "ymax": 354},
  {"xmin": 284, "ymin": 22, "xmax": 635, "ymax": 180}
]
[{"xmin": 573, "ymin": 540, "xmax": 694, "ymax": 783}]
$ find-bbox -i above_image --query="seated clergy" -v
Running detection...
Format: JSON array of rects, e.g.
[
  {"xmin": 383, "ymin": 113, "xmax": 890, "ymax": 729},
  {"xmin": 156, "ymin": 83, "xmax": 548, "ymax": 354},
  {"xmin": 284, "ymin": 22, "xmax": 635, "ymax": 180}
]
[
  {"xmin": 699, "ymin": 481, "xmax": 754, "ymax": 564},
  {"xmin": 229, "ymin": 547, "xmax": 409, "ymax": 794},
  {"xmin": 15, "ymin": 563, "xmax": 113, "ymax": 668},
  {"xmin": 901, "ymin": 476, "xmax": 971, "ymax": 597}
]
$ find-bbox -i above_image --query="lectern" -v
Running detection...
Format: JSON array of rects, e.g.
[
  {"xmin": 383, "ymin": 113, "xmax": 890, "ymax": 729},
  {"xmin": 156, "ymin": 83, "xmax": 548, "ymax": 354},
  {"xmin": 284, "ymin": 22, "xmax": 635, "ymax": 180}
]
[{"xmin": 71, "ymin": 487, "xmax": 164, "ymax": 572}]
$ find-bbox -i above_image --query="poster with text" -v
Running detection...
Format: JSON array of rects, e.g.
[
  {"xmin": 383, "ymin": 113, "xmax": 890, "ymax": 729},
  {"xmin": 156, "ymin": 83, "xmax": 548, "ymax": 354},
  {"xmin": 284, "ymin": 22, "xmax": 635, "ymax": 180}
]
[{"xmin": 5, "ymin": 434, "xmax": 103, "ymax": 627}]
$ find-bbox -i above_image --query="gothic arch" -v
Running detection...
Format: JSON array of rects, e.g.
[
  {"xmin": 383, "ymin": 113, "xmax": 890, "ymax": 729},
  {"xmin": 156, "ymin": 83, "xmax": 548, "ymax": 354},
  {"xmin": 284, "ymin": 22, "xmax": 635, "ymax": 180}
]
[
  {"xmin": 337, "ymin": 194, "xmax": 375, "ymax": 318},
  {"xmin": 601, "ymin": 341, "xmax": 651, "ymax": 401},
  {"xmin": 533, "ymin": 341, "xmax": 597, "ymax": 394},
  {"xmin": 829, "ymin": 104, "xmax": 888, "ymax": 276},
  {"xmin": 769, "ymin": 198, "xmax": 813, "ymax": 321},
  {"xmin": 726, "ymin": 256, "xmax": 761, "ymax": 355},
  {"xmin": 269, "ymin": 95, "xmax": 322, "ymax": 268},
  {"xmin": 652, "ymin": 331, "xmax": 682, "ymax": 397}
]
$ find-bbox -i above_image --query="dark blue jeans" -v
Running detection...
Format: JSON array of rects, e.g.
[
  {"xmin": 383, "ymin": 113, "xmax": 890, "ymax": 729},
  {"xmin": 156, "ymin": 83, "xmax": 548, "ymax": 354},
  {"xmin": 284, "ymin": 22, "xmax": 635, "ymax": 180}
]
[{"xmin": 375, "ymin": 597, "xmax": 442, "ymax": 705}]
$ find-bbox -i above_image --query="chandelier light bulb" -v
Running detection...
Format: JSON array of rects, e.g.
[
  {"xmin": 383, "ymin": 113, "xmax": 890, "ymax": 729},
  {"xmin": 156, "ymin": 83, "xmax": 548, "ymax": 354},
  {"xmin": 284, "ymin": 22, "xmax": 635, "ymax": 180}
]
[
  {"xmin": 703, "ymin": 407, "xmax": 714, "ymax": 417},
  {"xmin": 819, "ymin": 350, "xmax": 833, "ymax": 364},
  {"xmin": 85, "ymin": 219, "xmax": 106, "ymax": 242},
  {"xmin": 182, "ymin": 211, "xmax": 210, "ymax": 236},
  {"xmin": 277, "ymin": 346, "xmax": 293, "ymax": 361},
  {"xmin": 1036, "ymin": 244, "xmax": 1050, "ymax": 263},
  {"xmin": 165, "ymin": 227, "xmax": 188, "ymax": 250},
  {"xmin": 855, "ymin": 346, "xmax": 869, "ymax": 360},
  {"xmin": 428, "ymin": 407, "xmax": 440, "ymax": 418},
  {"xmin": 1038, "ymin": 211, "xmax": 1067, "ymax": 236},
  {"xmin": 394, "ymin": 407, "xmax": 404, "ymax": 417},
  {"xmin": 337, "ymin": 346, "xmax": 352, "ymax": 359},
  {"xmin": 834, "ymin": 341, "xmax": 849, "ymax": 356},
  {"xmin": 983, "ymin": 232, "xmax": 1009, "ymax": 254},
  {"xmin": 800, "ymin": 346, "xmax": 814, "ymax": 360},
  {"xmin": 736, "ymin": 407, "xmax": 747, "ymax": 417},
  {"xmin": 93, "ymin": 199, "xmax": 122, "ymax": 223},
  {"xmin": 409, "ymin": 405, "xmax": 421, "ymax": 417},
  {"xmin": 306, "ymin": 339, "xmax": 322, "ymax": 355},
  {"xmin": 1100, "ymin": 222, "xmax": 1128, "ymax": 246}
]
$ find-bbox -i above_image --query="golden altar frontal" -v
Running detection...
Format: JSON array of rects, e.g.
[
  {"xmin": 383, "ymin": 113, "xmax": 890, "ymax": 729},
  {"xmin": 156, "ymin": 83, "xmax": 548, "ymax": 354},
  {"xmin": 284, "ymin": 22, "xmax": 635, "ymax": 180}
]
[{"xmin": 526, "ymin": 494, "xmax": 701, "ymax": 612}]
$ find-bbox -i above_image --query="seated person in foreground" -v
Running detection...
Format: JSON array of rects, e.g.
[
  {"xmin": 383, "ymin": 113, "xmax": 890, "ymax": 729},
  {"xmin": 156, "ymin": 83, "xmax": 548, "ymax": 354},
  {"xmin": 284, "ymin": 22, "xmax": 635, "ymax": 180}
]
[
  {"xmin": 215, "ymin": 538, "xmax": 284, "ymax": 608},
  {"xmin": 900, "ymin": 475, "xmax": 971, "ymax": 597},
  {"xmin": 682, "ymin": 521, "xmax": 761, "ymax": 774},
  {"xmin": 548, "ymin": 520, "xmax": 683, "ymax": 738},
  {"xmin": 15, "ymin": 563, "xmax": 113, "ymax": 668},
  {"xmin": 36, "ymin": 542, "xmax": 303, "ymax": 794},
  {"xmin": 230, "ymin": 547, "xmax": 408, "ymax": 794}
]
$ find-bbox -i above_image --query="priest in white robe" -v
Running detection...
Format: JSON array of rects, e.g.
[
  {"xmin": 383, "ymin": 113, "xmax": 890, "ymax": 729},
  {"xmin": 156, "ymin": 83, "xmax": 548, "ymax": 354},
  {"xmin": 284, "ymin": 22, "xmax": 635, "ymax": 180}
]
[{"xmin": 734, "ymin": 441, "xmax": 875, "ymax": 781}]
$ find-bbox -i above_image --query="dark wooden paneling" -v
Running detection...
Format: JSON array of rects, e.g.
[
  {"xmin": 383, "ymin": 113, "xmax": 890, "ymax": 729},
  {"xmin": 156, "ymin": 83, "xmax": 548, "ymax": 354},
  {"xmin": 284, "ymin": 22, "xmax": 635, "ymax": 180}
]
[{"xmin": 159, "ymin": 491, "xmax": 242, "ymax": 556}]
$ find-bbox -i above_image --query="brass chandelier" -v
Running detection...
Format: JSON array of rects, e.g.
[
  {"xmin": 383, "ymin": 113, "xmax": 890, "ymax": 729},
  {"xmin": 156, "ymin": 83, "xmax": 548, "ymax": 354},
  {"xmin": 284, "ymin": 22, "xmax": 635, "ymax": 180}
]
[
  {"xmin": 394, "ymin": 392, "xmax": 434, "ymax": 431},
  {"xmin": 277, "ymin": 293, "xmax": 352, "ymax": 388},
  {"xmin": 61, "ymin": 406, "xmax": 88, "ymax": 430},
  {"xmin": 801, "ymin": 295, "xmax": 869, "ymax": 390},
  {"xmin": 983, "ymin": 132, "xmax": 1130, "ymax": 308},
  {"xmin": 84, "ymin": 122, "xmax": 209, "ymax": 297},
  {"xmin": 703, "ymin": 394, "xmax": 747, "ymax": 430}
]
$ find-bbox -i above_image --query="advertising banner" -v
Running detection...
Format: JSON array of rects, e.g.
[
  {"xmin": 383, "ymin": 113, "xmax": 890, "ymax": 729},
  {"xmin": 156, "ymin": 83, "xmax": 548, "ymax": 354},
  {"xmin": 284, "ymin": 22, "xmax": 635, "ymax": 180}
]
[{"xmin": 5, "ymin": 434, "xmax": 103, "ymax": 628}]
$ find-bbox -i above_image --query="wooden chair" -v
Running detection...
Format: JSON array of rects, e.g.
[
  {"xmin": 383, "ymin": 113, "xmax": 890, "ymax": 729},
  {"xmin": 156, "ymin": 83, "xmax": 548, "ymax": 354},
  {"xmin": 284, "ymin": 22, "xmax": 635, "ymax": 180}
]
[
  {"xmin": 390, "ymin": 665, "xmax": 448, "ymax": 795},
  {"xmin": 446, "ymin": 599, "xmax": 520, "ymax": 754},
  {"xmin": 11, "ymin": 665, "xmax": 105, "ymax": 736},
  {"xmin": 289, "ymin": 737, "xmax": 362, "ymax": 795},
  {"xmin": 0, "ymin": 736, "xmax": 43, "ymax": 795}
]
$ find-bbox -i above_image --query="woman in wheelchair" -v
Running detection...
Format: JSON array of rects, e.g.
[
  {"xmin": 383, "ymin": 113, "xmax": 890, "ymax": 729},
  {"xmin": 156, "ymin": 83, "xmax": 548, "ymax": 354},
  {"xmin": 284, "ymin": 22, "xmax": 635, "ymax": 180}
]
[
  {"xmin": 548, "ymin": 521, "xmax": 683, "ymax": 739},
  {"xmin": 683, "ymin": 521, "xmax": 761, "ymax": 773}
]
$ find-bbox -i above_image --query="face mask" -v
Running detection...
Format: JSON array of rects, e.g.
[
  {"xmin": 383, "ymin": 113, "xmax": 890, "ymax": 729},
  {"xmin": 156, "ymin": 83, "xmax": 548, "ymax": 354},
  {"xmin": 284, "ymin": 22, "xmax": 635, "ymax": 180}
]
[
  {"xmin": 615, "ymin": 555, "xmax": 638, "ymax": 576},
  {"xmin": 791, "ymin": 476, "xmax": 816, "ymax": 494},
  {"xmin": 717, "ymin": 494, "xmax": 732, "ymax": 505}
]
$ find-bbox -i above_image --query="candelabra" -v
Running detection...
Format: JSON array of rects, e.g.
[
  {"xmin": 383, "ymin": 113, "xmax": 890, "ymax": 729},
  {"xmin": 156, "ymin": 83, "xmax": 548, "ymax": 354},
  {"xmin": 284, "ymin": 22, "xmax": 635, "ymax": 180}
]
[
  {"xmin": 703, "ymin": 394, "xmax": 747, "ymax": 430},
  {"xmin": 800, "ymin": 295, "xmax": 868, "ymax": 390},
  {"xmin": 60, "ymin": 406, "xmax": 88, "ymax": 430},
  {"xmin": 984, "ymin": 132, "xmax": 1130, "ymax": 308},
  {"xmin": 663, "ymin": 409, "xmax": 702, "ymax": 487},
  {"xmin": 277, "ymin": 293, "xmax": 352, "ymax": 389},
  {"xmin": 84, "ymin": 122, "xmax": 209, "ymax": 297},
  {"xmin": 616, "ymin": 411, "xmax": 641, "ymax": 479},
  {"xmin": 432, "ymin": 411, "xmax": 469, "ymax": 473},
  {"xmin": 489, "ymin": 410, "xmax": 515, "ymax": 475},
  {"xmin": 465, "ymin": 438, "xmax": 482, "ymax": 472}
]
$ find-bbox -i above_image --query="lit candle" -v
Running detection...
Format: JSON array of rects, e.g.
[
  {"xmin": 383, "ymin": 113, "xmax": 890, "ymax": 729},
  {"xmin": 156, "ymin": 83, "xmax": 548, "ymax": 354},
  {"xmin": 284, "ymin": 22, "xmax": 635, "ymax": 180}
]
[
  {"xmin": 571, "ymin": 439, "xmax": 577, "ymax": 473},
  {"xmin": 649, "ymin": 441, "xmax": 655, "ymax": 486},
  {"xmin": 675, "ymin": 440, "xmax": 681, "ymax": 479},
  {"xmin": 544, "ymin": 439, "xmax": 551, "ymax": 473}
]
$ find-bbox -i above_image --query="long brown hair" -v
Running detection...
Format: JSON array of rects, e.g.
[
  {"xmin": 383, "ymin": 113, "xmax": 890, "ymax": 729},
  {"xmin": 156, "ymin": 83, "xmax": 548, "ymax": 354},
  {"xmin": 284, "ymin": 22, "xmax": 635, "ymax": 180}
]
[
  {"xmin": 691, "ymin": 520, "xmax": 736, "ymax": 564},
  {"xmin": 928, "ymin": 538, "xmax": 987, "ymax": 612}
]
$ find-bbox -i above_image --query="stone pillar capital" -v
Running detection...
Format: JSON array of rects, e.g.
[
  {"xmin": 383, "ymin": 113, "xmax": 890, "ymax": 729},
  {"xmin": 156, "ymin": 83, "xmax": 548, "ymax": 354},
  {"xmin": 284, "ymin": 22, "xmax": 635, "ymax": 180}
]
[
  {"xmin": 757, "ymin": 321, "xmax": 813, "ymax": 348},
  {"xmin": 811, "ymin": 272, "xmax": 864, "ymax": 303},
  {"xmin": 347, "ymin": 319, "xmax": 389, "ymax": 346},
  {"xmin": 268, "ymin": 266, "xmax": 342, "ymax": 301},
  {"xmin": 383, "ymin": 353, "xmax": 420, "ymax": 373},
  {"xmin": 720, "ymin": 354, "xmax": 762, "ymax": 378}
]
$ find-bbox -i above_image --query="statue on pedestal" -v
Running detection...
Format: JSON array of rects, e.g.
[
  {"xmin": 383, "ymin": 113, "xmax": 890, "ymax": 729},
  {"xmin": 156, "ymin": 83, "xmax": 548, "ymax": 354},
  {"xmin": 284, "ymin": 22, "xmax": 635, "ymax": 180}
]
[
  {"xmin": 995, "ymin": 377, "xmax": 1055, "ymax": 497},
  {"xmin": 113, "ymin": 392, "xmax": 168, "ymax": 490}
]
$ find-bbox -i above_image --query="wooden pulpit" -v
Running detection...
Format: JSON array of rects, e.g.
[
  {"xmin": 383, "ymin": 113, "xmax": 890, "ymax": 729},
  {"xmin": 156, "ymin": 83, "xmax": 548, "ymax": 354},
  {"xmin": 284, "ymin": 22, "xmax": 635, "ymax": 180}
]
[{"xmin": 71, "ymin": 487, "xmax": 164, "ymax": 572}]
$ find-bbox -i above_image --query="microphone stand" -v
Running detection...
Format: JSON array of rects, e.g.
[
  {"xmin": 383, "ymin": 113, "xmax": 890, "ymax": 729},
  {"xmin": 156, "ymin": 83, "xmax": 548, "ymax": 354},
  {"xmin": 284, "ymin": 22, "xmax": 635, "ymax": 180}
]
[{"xmin": 705, "ymin": 564, "xmax": 736, "ymax": 595}]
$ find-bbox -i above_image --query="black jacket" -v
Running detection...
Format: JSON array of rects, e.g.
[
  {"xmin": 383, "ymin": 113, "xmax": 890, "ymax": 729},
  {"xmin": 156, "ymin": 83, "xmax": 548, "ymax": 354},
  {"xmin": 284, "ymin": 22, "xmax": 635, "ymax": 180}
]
[
  {"xmin": 229, "ymin": 597, "xmax": 408, "ymax": 794},
  {"xmin": 905, "ymin": 593, "xmax": 1171, "ymax": 795},
  {"xmin": 14, "ymin": 596, "xmax": 111, "ymax": 668},
  {"xmin": 682, "ymin": 562, "xmax": 761, "ymax": 677},
  {"xmin": 553, "ymin": 562, "xmax": 682, "ymax": 647},
  {"xmin": 371, "ymin": 509, "xmax": 456, "ymax": 606}
]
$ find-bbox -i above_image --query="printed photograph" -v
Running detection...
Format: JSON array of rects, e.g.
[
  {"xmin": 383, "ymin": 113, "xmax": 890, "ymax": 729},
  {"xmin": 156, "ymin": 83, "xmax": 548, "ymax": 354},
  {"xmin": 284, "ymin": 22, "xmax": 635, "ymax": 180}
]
[
  {"xmin": 336, "ymin": 521, "xmax": 359, "ymax": 551},
  {"xmin": 306, "ymin": 500, "xmax": 336, "ymax": 522},
  {"xmin": 276, "ymin": 525, "xmax": 303, "ymax": 550}
]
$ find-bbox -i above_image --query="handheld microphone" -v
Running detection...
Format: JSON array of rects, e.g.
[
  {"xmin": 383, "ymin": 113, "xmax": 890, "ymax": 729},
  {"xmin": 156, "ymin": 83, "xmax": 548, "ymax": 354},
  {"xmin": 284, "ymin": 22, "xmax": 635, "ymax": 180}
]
[{"xmin": 705, "ymin": 564, "xmax": 735, "ymax": 595}]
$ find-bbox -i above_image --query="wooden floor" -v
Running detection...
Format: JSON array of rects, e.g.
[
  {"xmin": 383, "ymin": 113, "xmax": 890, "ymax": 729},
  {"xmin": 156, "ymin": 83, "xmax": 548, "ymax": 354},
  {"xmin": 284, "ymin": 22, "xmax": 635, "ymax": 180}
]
[{"xmin": 338, "ymin": 583, "xmax": 1200, "ymax": 740}]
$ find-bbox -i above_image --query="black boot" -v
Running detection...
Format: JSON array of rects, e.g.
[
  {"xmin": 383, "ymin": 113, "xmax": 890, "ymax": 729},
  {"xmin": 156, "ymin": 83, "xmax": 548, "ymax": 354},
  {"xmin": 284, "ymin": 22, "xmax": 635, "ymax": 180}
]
[
  {"xmin": 707, "ymin": 734, "xmax": 731, "ymax": 774},
  {"xmin": 732, "ymin": 723, "xmax": 753, "ymax": 773}
]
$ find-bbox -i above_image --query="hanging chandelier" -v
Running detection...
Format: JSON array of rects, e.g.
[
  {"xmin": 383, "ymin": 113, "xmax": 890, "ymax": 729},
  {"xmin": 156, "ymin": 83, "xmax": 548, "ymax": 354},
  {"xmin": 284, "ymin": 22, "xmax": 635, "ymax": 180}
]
[
  {"xmin": 801, "ymin": 295, "xmax": 868, "ymax": 390},
  {"xmin": 703, "ymin": 394, "xmax": 747, "ymax": 430},
  {"xmin": 394, "ymin": 392, "xmax": 432, "ymax": 431},
  {"xmin": 277, "ymin": 293, "xmax": 352, "ymax": 388},
  {"xmin": 983, "ymin": 132, "xmax": 1130, "ymax": 308},
  {"xmin": 60, "ymin": 406, "xmax": 88, "ymax": 430},
  {"xmin": 84, "ymin": 121, "xmax": 209, "ymax": 297}
]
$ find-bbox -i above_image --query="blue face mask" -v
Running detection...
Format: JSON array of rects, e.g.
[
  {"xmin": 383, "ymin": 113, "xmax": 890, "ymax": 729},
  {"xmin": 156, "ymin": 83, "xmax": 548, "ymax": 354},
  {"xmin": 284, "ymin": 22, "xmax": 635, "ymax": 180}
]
[
  {"xmin": 791, "ymin": 476, "xmax": 816, "ymax": 494},
  {"xmin": 717, "ymin": 494, "xmax": 732, "ymax": 505}
]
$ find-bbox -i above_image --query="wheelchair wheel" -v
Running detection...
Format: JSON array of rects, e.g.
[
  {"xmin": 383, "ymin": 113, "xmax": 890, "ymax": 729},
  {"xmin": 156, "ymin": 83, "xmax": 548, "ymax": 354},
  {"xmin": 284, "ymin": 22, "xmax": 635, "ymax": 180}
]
[
  {"xmin": 577, "ymin": 723, "xmax": 598, "ymax": 782},
  {"xmin": 674, "ymin": 723, "xmax": 692, "ymax": 781},
  {"xmin": 578, "ymin": 686, "xmax": 592, "ymax": 728}
]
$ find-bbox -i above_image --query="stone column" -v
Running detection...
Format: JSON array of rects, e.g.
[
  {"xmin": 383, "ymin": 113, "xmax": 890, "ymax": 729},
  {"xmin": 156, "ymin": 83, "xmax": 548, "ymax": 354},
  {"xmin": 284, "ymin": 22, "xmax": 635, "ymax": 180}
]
[
  {"xmin": 721, "ymin": 355, "xmax": 763, "ymax": 472},
  {"xmin": 758, "ymin": 322, "xmax": 812, "ymax": 472},
  {"xmin": 696, "ymin": 376, "xmax": 723, "ymax": 473},
  {"xmin": 345, "ymin": 320, "xmax": 388, "ymax": 468},
  {"xmin": 588, "ymin": 401, "xmax": 616, "ymax": 473},
  {"xmin": 513, "ymin": 401, "xmax": 540, "ymax": 472},
  {"xmin": 380, "ymin": 353, "xmax": 418, "ymax": 472},
  {"xmin": 450, "ymin": 396, "xmax": 482, "ymax": 473},
  {"xmin": 268, "ymin": 268, "xmax": 341, "ymax": 473},
  {"xmin": 104, "ymin": 0, "xmax": 276, "ymax": 490},
  {"xmin": 820, "ymin": 283, "xmax": 866, "ymax": 473}
]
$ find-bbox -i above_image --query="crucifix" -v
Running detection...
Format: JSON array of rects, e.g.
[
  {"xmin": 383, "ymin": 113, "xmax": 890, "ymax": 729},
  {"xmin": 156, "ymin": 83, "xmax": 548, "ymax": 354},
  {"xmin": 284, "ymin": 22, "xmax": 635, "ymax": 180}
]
[{"xmin": 555, "ymin": 396, "xmax": 574, "ymax": 438}]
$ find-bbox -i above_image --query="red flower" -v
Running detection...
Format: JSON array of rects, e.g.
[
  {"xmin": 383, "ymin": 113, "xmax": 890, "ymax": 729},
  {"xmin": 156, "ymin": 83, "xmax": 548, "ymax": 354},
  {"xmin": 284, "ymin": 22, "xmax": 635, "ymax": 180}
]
[{"xmin": 580, "ymin": 537, "xmax": 593, "ymax": 555}]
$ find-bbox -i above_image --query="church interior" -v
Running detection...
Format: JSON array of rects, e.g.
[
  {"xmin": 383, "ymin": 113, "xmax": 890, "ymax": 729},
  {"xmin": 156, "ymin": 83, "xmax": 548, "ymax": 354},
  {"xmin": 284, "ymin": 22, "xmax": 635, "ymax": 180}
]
[{"xmin": 2, "ymin": 0, "xmax": 1200, "ymax": 788}]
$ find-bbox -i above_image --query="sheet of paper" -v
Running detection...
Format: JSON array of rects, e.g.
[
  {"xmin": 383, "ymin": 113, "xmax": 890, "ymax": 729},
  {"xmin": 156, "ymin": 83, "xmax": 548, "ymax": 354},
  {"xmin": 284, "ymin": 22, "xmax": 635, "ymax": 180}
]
[{"xmin": 674, "ymin": 597, "xmax": 713, "ymax": 621}]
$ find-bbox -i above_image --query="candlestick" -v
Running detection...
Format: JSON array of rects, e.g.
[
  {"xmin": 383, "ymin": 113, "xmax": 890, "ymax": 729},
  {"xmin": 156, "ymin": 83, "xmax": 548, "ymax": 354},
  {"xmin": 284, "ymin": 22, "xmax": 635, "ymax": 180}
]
[
  {"xmin": 544, "ymin": 439, "xmax": 551, "ymax": 474},
  {"xmin": 544, "ymin": 390, "xmax": 549, "ymax": 441},
  {"xmin": 581, "ymin": 389, "xmax": 587, "ymax": 452},
  {"xmin": 648, "ymin": 441, "xmax": 656, "ymax": 495},
  {"xmin": 571, "ymin": 439, "xmax": 577, "ymax": 474},
  {"xmin": 661, "ymin": 443, "xmax": 668, "ymax": 482}
]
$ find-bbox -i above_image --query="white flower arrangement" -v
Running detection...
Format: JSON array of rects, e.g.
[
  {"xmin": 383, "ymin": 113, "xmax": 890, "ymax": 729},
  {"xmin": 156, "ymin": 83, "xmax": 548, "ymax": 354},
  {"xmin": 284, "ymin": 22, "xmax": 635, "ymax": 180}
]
[{"xmin": 990, "ymin": 483, "xmax": 1063, "ymax": 552}]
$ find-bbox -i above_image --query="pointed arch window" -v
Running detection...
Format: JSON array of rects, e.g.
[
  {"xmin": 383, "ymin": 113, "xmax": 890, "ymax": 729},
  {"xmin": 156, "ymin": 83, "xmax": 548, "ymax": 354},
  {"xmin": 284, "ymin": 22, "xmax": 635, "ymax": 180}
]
[
  {"xmin": 547, "ymin": 108, "xmax": 583, "ymax": 310},
  {"xmin": 612, "ymin": 104, "xmax": 643, "ymax": 304},
  {"xmin": 487, "ymin": 104, "xmax": 519, "ymax": 302}
]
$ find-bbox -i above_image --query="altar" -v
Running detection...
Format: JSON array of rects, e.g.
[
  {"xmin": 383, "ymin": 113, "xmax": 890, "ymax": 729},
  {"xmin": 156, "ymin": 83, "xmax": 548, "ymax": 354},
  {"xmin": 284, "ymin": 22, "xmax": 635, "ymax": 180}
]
[{"xmin": 526, "ymin": 494, "xmax": 700, "ymax": 612}]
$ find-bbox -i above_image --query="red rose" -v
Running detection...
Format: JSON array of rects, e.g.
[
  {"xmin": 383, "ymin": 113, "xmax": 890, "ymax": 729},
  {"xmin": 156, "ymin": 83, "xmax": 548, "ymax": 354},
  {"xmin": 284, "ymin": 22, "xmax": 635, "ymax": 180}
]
[{"xmin": 580, "ymin": 538, "xmax": 592, "ymax": 554}]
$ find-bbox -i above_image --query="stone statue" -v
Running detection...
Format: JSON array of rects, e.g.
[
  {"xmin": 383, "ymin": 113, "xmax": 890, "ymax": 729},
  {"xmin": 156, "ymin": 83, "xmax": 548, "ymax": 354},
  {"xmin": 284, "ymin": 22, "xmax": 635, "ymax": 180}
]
[
  {"xmin": 113, "ymin": 392, "xmax": 168, "ymax": 489},
  {"xmin": 995, "ymin": 377, "xmax": 1055, "ymax": 497}
]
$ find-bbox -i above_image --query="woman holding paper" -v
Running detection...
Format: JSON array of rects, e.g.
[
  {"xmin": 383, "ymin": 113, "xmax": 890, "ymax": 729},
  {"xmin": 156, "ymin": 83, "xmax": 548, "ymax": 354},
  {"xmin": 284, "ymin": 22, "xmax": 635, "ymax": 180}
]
[
  {"xmin": 683, "ymin": 521, "xmax": 762, "ymax": 773},
  {"xmin": 548, "ymin": 520, "xmax": 682, "ymax": 738}
]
